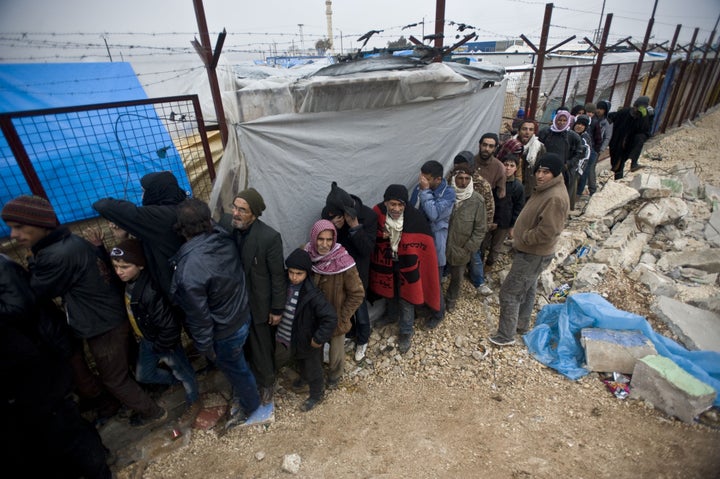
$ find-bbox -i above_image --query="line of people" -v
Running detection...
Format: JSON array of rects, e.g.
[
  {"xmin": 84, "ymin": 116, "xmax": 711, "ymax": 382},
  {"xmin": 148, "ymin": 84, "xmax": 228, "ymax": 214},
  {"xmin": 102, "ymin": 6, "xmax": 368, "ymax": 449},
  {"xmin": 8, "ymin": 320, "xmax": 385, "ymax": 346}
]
[{"xmin": 0, "ymin": 98, "xmax": 651, "ymax": 473}]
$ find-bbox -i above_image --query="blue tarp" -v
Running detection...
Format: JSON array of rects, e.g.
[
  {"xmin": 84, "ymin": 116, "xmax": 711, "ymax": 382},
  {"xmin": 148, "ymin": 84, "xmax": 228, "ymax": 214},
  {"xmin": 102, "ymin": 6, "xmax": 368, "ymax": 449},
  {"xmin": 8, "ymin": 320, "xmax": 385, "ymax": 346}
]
[
  {"xmin": 0, "ymin": 63, "xmax": 190, "ymax": 237},
  {"xmin": 524, "ymin": 292, "xmax": 720, "ymax": 406}
]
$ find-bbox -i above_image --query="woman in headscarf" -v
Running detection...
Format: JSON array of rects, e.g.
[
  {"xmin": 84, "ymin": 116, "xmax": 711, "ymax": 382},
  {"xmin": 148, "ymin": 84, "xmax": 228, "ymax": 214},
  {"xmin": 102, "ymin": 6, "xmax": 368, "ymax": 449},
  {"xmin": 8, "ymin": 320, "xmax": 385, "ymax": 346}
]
[
  {"xmin": 304, "ymin": 219, "xmax": 365, "ymax": 389},
  {"xmin": 537, "ymin": 110, "xmax": 584, "ymax": 211}
]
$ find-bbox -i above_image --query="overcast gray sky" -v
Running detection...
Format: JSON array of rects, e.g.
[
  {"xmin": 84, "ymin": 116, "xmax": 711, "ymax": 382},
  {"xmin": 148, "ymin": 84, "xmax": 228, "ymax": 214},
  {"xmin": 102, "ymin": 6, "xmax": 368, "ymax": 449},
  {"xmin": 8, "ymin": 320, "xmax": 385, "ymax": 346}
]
[{"xmin": 0, "ymin": 0, "xmax": 718, "ymax": 62}]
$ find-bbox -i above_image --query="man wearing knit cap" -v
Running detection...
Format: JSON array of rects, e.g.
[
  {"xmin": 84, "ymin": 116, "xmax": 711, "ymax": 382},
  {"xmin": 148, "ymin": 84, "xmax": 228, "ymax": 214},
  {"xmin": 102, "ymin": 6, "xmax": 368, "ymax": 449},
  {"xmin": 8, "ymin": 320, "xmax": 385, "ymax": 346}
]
[
  {"xmin": 607, "ymin": 96, "xmax": 653, "ymax": 179},
  {"xmin": 369, "ymin": 184, "xmax": 441, "ymax": 354},
  {"xmin": 488, "ymin": 153, "xmax": 569, "ymax": 346},
  {"xmin": 220, "ymin": 187, "xmax": 285, "ymax": 405},
  {"xmin": 2, "ymin": 195, "xmax": 167, "ymax": 426}
]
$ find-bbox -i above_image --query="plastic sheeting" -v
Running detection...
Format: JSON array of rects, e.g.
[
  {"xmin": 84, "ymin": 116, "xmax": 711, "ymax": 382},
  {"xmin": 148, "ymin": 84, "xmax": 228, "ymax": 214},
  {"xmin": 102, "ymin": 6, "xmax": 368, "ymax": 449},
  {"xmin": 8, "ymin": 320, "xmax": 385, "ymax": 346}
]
[
  {"xmin": 524, "ymin": 292, "xmax": 720, "ymax": 406},
  {"xmin": 210, "ymin": 63, "xmax": 506, "ymax": 256}
]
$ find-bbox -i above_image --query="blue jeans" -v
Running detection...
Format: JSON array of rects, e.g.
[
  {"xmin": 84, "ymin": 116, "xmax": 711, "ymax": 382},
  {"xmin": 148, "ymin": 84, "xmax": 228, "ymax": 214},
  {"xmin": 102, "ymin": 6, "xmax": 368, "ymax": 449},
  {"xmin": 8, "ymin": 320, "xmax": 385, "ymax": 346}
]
[
  {"xmin": 135, "ymin": 338, "xmax": 200, "ymax": 405},
  {"xmin": 352, "ymin": 300, "xmax": 371, "ymax": 345},
  {"xmin": 469, "ymin": 249, "xmax": 486, "ymax": 287},
  {"xmin": 213, "ymin": 322, "xmax": 260, "ymax": 416},
  {"xmin": 386, "ymin": 296, "xmax": 415, "ymax": 336}
]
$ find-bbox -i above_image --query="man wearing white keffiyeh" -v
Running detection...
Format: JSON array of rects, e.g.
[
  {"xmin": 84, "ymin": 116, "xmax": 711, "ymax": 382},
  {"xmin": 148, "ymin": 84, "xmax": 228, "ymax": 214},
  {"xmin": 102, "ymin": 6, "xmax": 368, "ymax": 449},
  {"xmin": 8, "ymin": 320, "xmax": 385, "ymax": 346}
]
[{"xmin": 446, "ymin": 160, "xmax": 488, "ymax": 313}]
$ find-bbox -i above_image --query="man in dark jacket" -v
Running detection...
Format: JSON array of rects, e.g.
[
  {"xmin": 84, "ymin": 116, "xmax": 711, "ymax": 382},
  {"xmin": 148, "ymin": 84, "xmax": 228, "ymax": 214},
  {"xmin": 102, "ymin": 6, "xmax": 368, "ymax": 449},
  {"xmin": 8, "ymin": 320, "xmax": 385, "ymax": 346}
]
[
  {"xmin": 608, "ymin": 96, "xmax": 653, "ymax": 179},
  {"xmin": 220, "ymin": 188, "xmax": 285, "ymax": 405},
  {"xmin": 171, "ymin": 198, "xmax": 261, "ymax": 430},
  {"xmin": 1, "ymin": 195, "xmax": 165, "ymax": 428},
  {"xmin": 321, "ymin": 181, "xmax": 377, "ymax": 361},
  {"xmin": 0, "ymin": 254, "xmax": 112, "ymax": 478},
  {"xmin": 93, "ymin": 171, "xmax": 187, "ymax": 297},
  {"xmin": 537, "ymin": 110, "xmax": 584, "ymax": 210}
]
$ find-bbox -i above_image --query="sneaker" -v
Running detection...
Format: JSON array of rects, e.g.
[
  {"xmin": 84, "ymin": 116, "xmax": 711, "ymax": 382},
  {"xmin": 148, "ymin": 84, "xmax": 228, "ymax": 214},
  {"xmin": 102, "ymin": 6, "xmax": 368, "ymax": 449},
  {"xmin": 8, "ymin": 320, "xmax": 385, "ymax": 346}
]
[
  {"xmin": 129, "ymin": 406, "xmax": 167, "ymax": 428},
  {"xmin": 178, "ymin": 400, "xmax": 202, "ymax": 427},
  {"xmin": 488, "ymin": 335, "xmax": 516, "ymax": 346},
  {"xmin": 398, "ymin": 333, "xmax": 412, "ymax": 354},
  {"xmin": 224, "ymin": 409, "xmax": 249, "ymax": 431},
  {"xmin": 476, "ymin": 283, "xmax": 493, "ymax": 295},
  {"xmin": 354, "ymin": 343, "xmax": 368, "ymax": 362},
  {"xmin": 300, "ymin": 395, "xmax": 323, "ymax": 412}
]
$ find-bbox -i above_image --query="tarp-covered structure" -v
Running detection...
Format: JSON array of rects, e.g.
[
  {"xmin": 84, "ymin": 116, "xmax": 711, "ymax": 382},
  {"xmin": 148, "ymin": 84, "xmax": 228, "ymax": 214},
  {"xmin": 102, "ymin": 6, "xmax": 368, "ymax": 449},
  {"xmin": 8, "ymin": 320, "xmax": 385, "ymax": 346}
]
[{"xmin": 210, "ymin": 57, "xmax": 507, "ymax": 255}]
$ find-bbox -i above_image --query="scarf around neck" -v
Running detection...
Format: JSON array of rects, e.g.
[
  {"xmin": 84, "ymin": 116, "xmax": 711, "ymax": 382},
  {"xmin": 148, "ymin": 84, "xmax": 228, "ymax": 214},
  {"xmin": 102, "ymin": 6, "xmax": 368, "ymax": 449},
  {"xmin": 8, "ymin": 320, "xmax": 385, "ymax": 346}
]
[
  {"xmin": 451, "ymin": 175, "xmax": 474, "ymax": 204},
  {"xmin": 305, "ymin": 219, "xmax": 356, "ymax": 275},
  {"xmin": 385, "ymin": 214, "xmax": 404, "ymax": 254}
]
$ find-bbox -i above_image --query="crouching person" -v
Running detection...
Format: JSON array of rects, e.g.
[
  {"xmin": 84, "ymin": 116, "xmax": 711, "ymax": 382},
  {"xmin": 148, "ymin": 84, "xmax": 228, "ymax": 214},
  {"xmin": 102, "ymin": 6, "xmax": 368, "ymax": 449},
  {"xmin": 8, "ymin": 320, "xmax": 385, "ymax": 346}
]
[
  {"xmin": 170, "ymin": 199, "xmax": 260, "ymax": 429},
  {"xmin": 110, "ymin": 238, "xmax": 201, "ymax": 426},
  {"xmin": 277, "ymin": 249, "xmax": 337, "ymax": 412}
]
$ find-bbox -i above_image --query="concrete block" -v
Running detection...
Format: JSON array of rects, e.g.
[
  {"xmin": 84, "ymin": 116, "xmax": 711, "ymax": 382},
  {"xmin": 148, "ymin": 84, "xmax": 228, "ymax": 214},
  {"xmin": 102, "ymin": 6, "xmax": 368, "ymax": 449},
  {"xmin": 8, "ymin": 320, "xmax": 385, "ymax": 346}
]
[
  {"xmin": 573, "ymin": 263, "xmax": 608, "ymax": 289},
  {"xmin": 584, "ymin": 181, "xmax": 640, "ymax": 219},
  {"xmin": 630, "ymin": 173, "xmax": 671, "ymax": 199},
  {"xmin": 581, "ymin": 328, "xmax": 657, "ymax": 374},
  {"xmin": 636, "ymin": 197, "xmax": 689, "ymax": 233},
  {"xmin": 651, "ymin": 296, "xmax": 720, "ymax": 352},
  {"xmin": 630, "ymin": 355, "xmax": 716, "ymax": 423},
  {"xmin": 660, "ymin": 178, "xmax": 684, "ymax": 197},
  {"xmin": 630, "ymin": 263, "xmax": 678, "ymax": 297},
  {"xmin": 657, "ymin": 248, "xmax": 720, "ymax": 274},
  {"xmin": 704, "ymin": 208, "xmax": 720, "ymax": 248}
]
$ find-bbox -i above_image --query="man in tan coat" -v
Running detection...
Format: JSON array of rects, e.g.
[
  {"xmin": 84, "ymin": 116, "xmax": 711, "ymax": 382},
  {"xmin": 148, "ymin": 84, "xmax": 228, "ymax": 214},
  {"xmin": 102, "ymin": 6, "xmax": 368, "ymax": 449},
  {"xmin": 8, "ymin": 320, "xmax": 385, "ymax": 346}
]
[{"xmin": 489, "ymin": 153, "xmax": 569, "ymax": 346}]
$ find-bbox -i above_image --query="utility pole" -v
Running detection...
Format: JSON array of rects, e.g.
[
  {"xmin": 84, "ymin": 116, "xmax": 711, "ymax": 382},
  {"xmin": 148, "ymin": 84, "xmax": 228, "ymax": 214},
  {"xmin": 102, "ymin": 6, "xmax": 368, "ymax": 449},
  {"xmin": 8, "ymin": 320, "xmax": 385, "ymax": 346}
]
[
  {"xmin": 191, "ymin": 0, "xmax": 228, "ymax": 149},
  {"xmin": 298, "ymin": 24, "xmax": 305, "ymax": 53},
  {"xmin": 623, "ymin": 0, "xmax": 658, "ymax": 107}
]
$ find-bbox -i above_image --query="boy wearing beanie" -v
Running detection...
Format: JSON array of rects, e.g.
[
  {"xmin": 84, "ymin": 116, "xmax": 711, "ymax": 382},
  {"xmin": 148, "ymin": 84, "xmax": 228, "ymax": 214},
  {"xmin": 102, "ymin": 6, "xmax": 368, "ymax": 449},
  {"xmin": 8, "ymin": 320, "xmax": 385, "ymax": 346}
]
[
  {"xmin": 277, "ymin": 249, "xmax": 337, "ymax": 412},
  {"xmin": 489, "ymin": 153, "xmax": 569, "ymax": 346},
  {"xmin": 110, "ymin": 238, "xmax": 201, "ymax": 426},
  {"xmin": 2, "ymin": 195, "xmax": 166, "ymax": 428}
]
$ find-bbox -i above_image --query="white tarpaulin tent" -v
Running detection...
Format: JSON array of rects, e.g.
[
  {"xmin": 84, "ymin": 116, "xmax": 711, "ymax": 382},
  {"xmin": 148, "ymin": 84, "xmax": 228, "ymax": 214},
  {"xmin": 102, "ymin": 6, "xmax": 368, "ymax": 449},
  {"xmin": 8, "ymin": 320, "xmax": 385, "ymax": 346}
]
[{"xmin": 210, "ymin": 58, "xmax": 506, "ymax": 255}]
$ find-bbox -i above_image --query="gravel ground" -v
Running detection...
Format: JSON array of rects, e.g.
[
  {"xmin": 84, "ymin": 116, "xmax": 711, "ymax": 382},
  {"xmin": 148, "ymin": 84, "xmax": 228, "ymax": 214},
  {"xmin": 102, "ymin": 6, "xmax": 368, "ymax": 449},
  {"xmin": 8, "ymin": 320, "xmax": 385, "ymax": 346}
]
[{"xmin": 117, "ymin": 107, "xmax": 720, "ymax": 479}]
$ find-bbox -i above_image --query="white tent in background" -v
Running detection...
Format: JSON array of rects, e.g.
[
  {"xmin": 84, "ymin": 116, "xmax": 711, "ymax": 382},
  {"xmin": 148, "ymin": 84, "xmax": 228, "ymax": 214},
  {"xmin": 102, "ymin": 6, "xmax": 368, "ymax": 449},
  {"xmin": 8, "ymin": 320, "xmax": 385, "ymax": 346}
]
[{"xmin": 209, "ymin": 57, "xmax": 506, "ymax": 255}]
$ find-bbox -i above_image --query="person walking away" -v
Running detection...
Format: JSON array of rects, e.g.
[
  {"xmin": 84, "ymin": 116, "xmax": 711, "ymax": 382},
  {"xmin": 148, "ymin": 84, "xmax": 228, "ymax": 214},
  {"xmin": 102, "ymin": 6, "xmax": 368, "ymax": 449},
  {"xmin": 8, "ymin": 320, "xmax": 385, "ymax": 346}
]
[
  {"xmin": 488, "ymin": 153, "xmax": 569, "ymax": 346},
  {"xmin": 607, "ymin": 96, "xmax": 653, "ymax": 179}
]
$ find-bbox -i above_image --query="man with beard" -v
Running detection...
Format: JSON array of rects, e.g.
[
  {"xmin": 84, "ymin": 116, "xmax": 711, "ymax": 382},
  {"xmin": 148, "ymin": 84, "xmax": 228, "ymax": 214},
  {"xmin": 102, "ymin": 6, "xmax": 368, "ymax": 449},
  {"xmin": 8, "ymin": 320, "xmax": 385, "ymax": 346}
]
[
  {"xmin": 370, "ymin": 185, "xmax": 440, "ymax": 354},
  {"xmin": 221, "ymin": 188, "xmax": 285, "ymax": 405},
  {"xmin": 513, "ymin": 119, "xmax": 546, "ymax": 200}
]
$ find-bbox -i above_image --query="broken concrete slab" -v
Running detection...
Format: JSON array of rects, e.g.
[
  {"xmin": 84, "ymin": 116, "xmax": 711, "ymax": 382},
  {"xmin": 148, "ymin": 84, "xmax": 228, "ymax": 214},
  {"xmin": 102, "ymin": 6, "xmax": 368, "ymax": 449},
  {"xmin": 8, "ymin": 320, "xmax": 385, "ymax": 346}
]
[
  {"xmin": 581, "ymin": 328, "xmax": 657, "ymax": 374},
  {"xmin": 656, "ymin": 248, "xmax": 720, "ymax": 274},
  {"xmin": 703, "ymin": 208, "xmax": 720, "ymax": 248},
  {"xmin": 660, "ymin": 177, "xmax": 684, "ymax": 197},
  {"xmin": 584, "ymin": 181, "xmax": 640, "ymax": 219},
  {"xmin": 593, "ymin": 214, "xmax": 652, "ymax": 269},
  {"xmin": 635, "ymin": 197, "xmax": 689, "ymax": 234},
  {"xmin": 651, "ymin": 296, "xmax": 720, "ymax": 352},
  {"xmin": 674, "ymin": 168, "xmax": 703, "ymax": 200},
  {"xmin": 573, "ymin": 263, "xmax": 608, "ymax": 289},
  {"xmin": 630, "ymin": 355, "xmax": 716, "ymax": 423},
  {"xmin": 630, "ymin": 263, "xmax": 678, "ymax": 297},
  {"xmin": 630, "ymin": 173, "xmax": 671, "ymax": 199}
]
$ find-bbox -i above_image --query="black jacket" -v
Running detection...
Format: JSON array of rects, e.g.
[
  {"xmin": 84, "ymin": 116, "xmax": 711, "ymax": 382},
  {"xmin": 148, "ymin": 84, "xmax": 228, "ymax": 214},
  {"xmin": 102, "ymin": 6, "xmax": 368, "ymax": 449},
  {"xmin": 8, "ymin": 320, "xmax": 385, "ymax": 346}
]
[
  {"xmin": 291, "ymin": 278, "xmax": 337, "ymax": 359},
  {"xmin": 29, "ymin": 227, "xmax": 126, "ymax": 339},
  {"xmin": 538, "ymin": 127, "xmax": 585, "ymax": 170},
  {"xmin": 127, "ymin": 269, "xmax": 182, "ymax": 351},
  {"xmin": 494, "ymin": 178, "xmax": 526, "ymax": 229},
  {"xmin": 333, "ymin": 195, "xmax": 377, "ymax": 289},
  {"xmin": 170, "ymin": 225, "xmax": 251, "ymax": 354},
  {"xmin": 92, "ymin": 198, "xmax": 185, "ymax": 297},
  {"xmin": 220, "ymin": 215, "xmax": 286, "ymax": 325}
]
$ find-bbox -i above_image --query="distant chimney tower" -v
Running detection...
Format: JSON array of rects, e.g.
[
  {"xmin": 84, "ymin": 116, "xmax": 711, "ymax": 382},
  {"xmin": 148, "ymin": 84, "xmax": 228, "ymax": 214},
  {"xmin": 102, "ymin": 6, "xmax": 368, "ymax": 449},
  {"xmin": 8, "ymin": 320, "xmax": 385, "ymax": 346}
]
[{"xmin": 325, "ymin": 0, "xmax": 334, "ymax": 54}]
